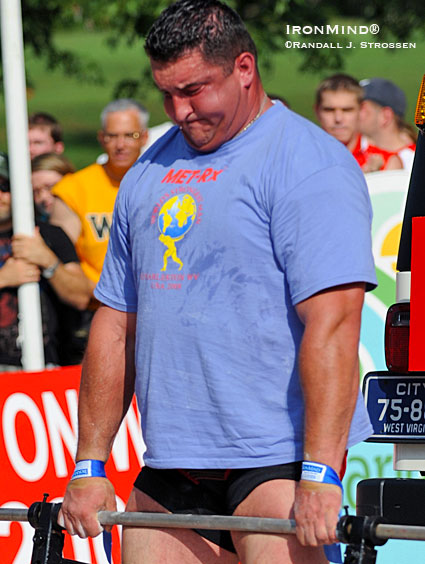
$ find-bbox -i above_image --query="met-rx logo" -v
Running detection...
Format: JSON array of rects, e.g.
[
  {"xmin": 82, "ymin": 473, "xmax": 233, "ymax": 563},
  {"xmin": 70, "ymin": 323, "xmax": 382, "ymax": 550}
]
[{"xmin": 161, "ymin": 168, "xmax": 223, "ymax": 185}]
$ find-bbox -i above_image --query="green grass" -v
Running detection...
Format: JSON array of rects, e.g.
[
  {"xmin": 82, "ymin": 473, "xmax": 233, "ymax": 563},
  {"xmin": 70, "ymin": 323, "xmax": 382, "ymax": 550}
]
[
  {"xmin": 1, "ymin": 29, "xmax": 167, "ymax": 168},
  {"xmin": 265, "ymin": 38, "xmax": 423, "ymax": 124},
  {"xmin": 0, "ymin": 27, "xmax": 423, "ymax": 169}
]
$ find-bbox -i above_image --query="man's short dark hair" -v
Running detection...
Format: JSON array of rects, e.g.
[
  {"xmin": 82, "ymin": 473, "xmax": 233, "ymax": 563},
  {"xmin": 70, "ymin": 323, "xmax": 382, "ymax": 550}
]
[
  {"xmin": 315, "ymin": 74, "xmax": 363, "ymax": 106},
  {"xmin": 28, "ymin": 112, "xmax": 63, "ymax": 143},
  {"xmin": 144, "ymin": 0, "xmax": 257, "ymax": 75}
]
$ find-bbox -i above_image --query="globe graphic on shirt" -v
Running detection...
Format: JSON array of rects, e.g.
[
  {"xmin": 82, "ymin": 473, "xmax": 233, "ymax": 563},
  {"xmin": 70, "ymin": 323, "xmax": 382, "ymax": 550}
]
[
  {"xmin": 158, "ymin": 194, "xmax": 197, "ymax": 238},
  {"xmin": 157, "ymin": 194, "xmax": 197, "ymax": 271}
]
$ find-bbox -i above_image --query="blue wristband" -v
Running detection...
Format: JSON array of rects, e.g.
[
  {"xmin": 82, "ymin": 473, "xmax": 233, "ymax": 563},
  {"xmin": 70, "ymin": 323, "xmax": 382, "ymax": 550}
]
[
  {"xmin": 71, "ymin": 459, "xmax": 106, "ymax": 481},
  {"xmin": 301, "ymin": 461, "xmax": 343, "ymax": 490},
  {"xmin": 301, "ymin": 461, "xmax": 344, "ymax": 563}
]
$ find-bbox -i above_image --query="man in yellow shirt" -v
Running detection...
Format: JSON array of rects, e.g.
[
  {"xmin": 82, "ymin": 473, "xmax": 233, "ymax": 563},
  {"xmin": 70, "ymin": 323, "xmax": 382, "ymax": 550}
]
[{"xmin": 51, "ymin": 99, "xmax": 149, "ymax": 293}]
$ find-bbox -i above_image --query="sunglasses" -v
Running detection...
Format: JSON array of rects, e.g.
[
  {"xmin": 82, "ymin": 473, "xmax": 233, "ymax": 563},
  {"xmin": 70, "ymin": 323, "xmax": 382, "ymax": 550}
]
[{"xmin": 0, "ymin": 182, "xmax": 10, "ymax": 193}]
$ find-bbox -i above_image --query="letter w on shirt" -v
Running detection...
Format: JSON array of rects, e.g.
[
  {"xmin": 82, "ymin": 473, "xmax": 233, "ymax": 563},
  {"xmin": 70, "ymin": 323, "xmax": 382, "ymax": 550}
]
[{"xmin": 87, "ymin": 213, "xmax": 113, "ymax": 241}]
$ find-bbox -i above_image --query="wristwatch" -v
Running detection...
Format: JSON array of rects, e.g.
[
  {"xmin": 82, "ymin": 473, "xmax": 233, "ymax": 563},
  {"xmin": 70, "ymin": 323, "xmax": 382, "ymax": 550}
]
[{"xmin": 42, "ymin": 259, "xmax": 60, "ymax": 279}]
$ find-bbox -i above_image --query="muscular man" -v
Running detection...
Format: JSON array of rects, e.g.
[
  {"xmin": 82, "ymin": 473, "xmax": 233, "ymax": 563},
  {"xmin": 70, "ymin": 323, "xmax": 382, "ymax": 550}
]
[
  {"xmin": 50, "ymin": 99, "xmax": 149, "ymax": 292},
  {"xmin": 59, "ymin": 2, "xmax": 377, "ymax": 562}
]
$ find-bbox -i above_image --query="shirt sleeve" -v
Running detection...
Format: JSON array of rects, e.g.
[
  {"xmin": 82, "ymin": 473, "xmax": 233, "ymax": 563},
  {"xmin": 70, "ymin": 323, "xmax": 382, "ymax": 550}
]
[
  {"xmin": 94, "ymin": 185, "xmax": 138, "ymax": 312},
  {"xmin": 270, "ymin": 164, "xmax": 377, "ymax": 305},
  {"xmin": 39, "ymin": 223, "xmax": 79, "ymax": 265},
  {"xmin": 51, "ymin": 173, "xmax": 81, "ymax": 215}
]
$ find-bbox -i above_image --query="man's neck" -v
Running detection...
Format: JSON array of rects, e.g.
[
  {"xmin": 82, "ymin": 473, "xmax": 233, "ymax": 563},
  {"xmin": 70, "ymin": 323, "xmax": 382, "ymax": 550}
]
[
  {"xmin": 368, "ymin": 124, "xmax": 405, "ymax": 152},
  {"xmin": 102, "ymin": 162, "xmax": 127, "ymax": 184},
  {"xmin": 346, "ymin": 133, "xmax": 360, "ymax": 153}
]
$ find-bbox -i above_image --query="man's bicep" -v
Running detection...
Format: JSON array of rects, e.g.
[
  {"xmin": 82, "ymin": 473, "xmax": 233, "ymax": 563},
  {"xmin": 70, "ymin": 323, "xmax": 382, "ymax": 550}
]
[
  {"xmin": 271, "ymin": 166, "xmax": 376, "ymax": 303},
  {"xmin": 89, "ymin": 305, "xmax": 136, "ymax": 341},
  {"xmin": 295, "ymin": 282, "xmax": 366, "ymax": 327}
]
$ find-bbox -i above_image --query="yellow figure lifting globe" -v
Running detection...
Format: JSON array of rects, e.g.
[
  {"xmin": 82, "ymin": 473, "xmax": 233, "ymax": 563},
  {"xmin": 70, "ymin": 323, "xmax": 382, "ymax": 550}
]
[{"xmin": 158, "ymin": 194, "xmax": 197, "ymax": 271}]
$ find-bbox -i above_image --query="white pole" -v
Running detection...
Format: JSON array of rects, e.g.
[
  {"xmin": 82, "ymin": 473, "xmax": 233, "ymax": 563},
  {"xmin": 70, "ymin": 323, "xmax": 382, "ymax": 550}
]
[{"xmin": 1, "ymin": 0, "xmax": 45, "ymax": 370}]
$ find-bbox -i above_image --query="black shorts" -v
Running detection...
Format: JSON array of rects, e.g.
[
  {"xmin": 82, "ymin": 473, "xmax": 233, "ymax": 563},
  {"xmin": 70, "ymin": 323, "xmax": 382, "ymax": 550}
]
[{"xmin": 133, "ymin": 462, "xmax": 302, "ymax": 553}]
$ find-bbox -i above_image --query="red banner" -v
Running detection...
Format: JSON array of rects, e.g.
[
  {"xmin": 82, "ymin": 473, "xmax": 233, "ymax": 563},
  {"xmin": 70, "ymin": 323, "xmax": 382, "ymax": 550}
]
[{"xmin": 0, "ymin": 365, "xmax": 144, "ymax": 563}]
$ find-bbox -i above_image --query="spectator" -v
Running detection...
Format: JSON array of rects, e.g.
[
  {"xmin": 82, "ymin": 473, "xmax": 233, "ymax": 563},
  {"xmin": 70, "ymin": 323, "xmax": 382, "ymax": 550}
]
[
  {"xmin": 28, "ymin": 112, "xmax": 65, "ymax": 159},
  {"xmin": 97, "ymin": 120, "xmax": 173, "ymax": 164},
  {"xmin": 0, "ymin": 151, "xmax": 91, "ymax": 369},
  {"xmin": 359, "ymin": 78, "xmax": 415, "ymax": 171},
  {"xmin": 314, "ymin": 74, "xmax": 366, "ymax": 167},
  {"xmin": 31, "ymin": 153, "xmax": 75, "ymax": 221},
  {"xmin": 30, "ymin": 152, "xmax": 90, "ymax": 364},
  {"xmin": 50, "ymin": 99, "xmax": 150, "ymax": 295}
]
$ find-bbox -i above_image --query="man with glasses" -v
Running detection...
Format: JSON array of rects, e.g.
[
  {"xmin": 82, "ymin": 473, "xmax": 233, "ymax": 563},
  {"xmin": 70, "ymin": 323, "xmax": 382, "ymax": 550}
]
[{"xmin": 50, "ymin": 99, "xmax": 149, "ymax": 295}]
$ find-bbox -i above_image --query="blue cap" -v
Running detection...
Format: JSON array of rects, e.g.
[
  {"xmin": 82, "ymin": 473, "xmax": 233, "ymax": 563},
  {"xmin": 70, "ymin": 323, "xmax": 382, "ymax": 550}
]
[{"xmin": 360, "ymin": 77, "xmax": 407, "ymax": 117}]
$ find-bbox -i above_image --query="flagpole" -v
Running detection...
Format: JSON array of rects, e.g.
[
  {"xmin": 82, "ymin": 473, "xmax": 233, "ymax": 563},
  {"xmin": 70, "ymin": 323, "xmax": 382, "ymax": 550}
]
[{"xmin": 1, "ymin": 0, "xmax": 45, "ymax": 370}]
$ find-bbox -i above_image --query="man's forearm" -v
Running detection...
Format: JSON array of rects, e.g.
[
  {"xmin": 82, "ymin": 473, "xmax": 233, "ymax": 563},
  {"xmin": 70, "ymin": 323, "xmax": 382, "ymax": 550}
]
[
  {"xmin": 48, "ymin": 263, "xmax": 92, "ymax": 310},
  {"xmin": 76, "ymin": 306, "xmax": 136, "ymax": 462},
  {"xmin": 297, "ymin": 284, "xmax": 365, "ymax": 470},
  {"xmin": 299, "ymin": 330, "xmax": 360, "ymax": 469}
]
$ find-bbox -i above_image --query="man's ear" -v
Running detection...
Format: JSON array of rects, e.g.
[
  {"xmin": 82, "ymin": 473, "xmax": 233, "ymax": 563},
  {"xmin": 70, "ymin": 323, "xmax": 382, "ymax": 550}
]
[
  {"xmin": 381, "ymin": 106, "xmax": 395, "ymax": 127},
  {"xmin": 53, "ymin": 141, "xmax": 65, "ymax": 155},
  {"xmin": 97, "ymin": 130, "xmax": 105, "ymax": 149},
  {"xmin": 234, "ymin": 52, "xmax": 256, "ymax": 88},
  {"xmin": 140, "ymin": 128, "xmax": 149, "ymax": 148}
]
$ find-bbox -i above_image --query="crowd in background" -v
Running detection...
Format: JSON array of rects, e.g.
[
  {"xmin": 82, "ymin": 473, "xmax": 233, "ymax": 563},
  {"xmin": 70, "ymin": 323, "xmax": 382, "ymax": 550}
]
[
  {"xmin": 314, "ymin": 74, "xmax": 416, "ymax": 173},
  {"xmin": 0, "ymin": 73, "xmax": 415, "ymax": 370}
]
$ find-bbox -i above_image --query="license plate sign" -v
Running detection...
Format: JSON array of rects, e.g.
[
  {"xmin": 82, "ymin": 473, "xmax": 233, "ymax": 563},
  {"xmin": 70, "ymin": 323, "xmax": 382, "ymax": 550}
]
[{"xmin": 363, "ymin": 372, "xmax": 425, "ymax": 442}]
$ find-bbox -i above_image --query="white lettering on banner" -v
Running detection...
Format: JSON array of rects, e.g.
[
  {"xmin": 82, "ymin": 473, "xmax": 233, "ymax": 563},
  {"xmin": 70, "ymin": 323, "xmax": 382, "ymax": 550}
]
[
  {"xmin": 72, "ymin": 536, "xmax": 91, "ymax": 563},
  {"xmin": 111, "ymin": 402, "xmax": 145, "ymax": 470},
  {"xmin": 42, "ymin": 390, "xmax": 78, "ymax": 477},
  {"xmin": 3, "ymin": 393, "xmax": 49, "ymax": 481},
  {"xmin": 0, "ymin": 502, "xmax": 34, "ymax": 564},
  {"xmin": 3, "ymin": 387, "xmax": 142, "ymax": 491},
  {"xmin": 66, "ymin": 388, "xmax": 78, "ymax": 431}
]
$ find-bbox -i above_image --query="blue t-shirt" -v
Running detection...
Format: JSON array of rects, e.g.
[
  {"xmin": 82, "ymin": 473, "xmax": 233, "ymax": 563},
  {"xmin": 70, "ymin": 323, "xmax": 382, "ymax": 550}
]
[{"xmin": 95, "ymin": 102, "xmax": 377, "ymax": 468}]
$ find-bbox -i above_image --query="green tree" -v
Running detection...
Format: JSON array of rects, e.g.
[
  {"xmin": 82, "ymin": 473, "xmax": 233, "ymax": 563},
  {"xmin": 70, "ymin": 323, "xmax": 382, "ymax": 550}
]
[{"xmin": 11, "ymin": 0, "xmax": 425, "ymax": 96}]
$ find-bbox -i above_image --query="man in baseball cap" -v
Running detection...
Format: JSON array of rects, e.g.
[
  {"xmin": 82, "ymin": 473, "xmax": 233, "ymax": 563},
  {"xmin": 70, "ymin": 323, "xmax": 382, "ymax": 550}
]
[
  {"xmin": 360, "ymin": 77, "xmax": 406, "ymax": 117},
  {"xmin": 359, "ymin": 77, "xmax": 416, "ymax": 171}
]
